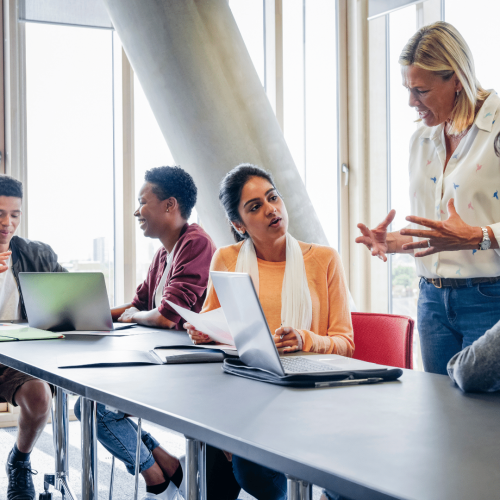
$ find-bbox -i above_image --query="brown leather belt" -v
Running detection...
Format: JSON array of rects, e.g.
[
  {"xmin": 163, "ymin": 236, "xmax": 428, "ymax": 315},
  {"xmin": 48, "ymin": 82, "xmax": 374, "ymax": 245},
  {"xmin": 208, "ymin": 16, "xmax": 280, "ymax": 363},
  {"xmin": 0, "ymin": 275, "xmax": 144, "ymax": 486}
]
[{"xmin": 423, "ymin": 276, "xmax": 500, "ymax": 289}]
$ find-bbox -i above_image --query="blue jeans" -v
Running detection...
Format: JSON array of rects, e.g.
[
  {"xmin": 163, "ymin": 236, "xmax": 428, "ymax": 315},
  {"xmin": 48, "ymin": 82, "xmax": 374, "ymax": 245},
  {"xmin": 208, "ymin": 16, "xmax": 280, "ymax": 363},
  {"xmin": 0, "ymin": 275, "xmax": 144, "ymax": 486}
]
[
  {"xmin": 232, "ymin": 455, "xmax": 286, "ymax": 500},
  {"xmin": 417, "ymin": 278, "xmax": 500, "ymax": 375},
  {"xmin": 74, "ymin": 398, "xmax": 159, "ymax": 475}
]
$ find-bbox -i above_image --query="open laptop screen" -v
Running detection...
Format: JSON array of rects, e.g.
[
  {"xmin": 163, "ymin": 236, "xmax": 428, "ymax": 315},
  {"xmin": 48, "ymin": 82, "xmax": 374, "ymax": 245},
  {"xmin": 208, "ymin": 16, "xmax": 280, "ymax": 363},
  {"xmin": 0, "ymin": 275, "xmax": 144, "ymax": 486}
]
[
  {"xmin": 210, "ymin": 271, "xmax": 285, "ymax": 376},
  {"xmin": 19, "ymin": 272, "xmax": 114, "ymax": 332}
]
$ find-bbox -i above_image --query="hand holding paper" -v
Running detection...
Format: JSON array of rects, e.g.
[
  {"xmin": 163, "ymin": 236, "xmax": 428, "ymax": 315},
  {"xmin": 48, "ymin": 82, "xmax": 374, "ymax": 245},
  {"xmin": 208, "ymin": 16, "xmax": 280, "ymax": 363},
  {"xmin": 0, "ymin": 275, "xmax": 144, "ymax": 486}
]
[{"xmin": 166, "ymin": 300, "xmax": 234, "ymax": 346}]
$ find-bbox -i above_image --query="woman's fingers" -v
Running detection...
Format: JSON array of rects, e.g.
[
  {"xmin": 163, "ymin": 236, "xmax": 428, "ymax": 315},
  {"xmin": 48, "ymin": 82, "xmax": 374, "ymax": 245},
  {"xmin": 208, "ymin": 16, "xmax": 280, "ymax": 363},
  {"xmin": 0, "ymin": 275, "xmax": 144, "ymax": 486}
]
[
  {"xmin": 402, "ymin": 239, "xmax": 433, "ymax": 251},
  {"xmin": 357, "ymin": 223, "xmax": 372, "ymax": 238},
  {"xmin": 413, "ymin": 248, "xmax": 437, "ymax": 258},
  {"xmin": 275, "ymin": 339, "xmax": 299, "ymax": 349},
  {"xmin": 372, "ymin": 250, "xmax": 387, "ymax": 262},
  {"xmin": 187, "ymin": 328, "xmax": 214, "ymax": 344},
  {"xmin": 355, "ymin": 235, "xmax": 373, "ymax": 247},
  {"xmin": 405, "ymin": 215, "xmax": 439, "ymax": 229},
  {"xmin": 381, "ymin": 209, "xmax": 396, "ymax": 228}
]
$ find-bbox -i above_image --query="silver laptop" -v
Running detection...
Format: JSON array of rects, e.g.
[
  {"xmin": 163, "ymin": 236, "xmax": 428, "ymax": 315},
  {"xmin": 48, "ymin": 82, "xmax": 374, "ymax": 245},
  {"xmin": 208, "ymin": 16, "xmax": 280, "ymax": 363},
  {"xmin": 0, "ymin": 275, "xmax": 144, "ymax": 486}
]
[
  {"xmin": 210, "ymin": 271, "xmax": 346, "ymax": 376},
  {"xmin": 19, "ymin": 272, "xmax": 134, "ymax": 332}
]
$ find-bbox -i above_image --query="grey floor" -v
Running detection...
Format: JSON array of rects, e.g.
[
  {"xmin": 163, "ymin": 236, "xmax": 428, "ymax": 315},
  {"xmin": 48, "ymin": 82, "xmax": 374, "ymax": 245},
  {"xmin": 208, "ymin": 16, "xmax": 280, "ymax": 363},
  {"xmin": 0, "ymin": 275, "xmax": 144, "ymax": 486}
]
[{"xmin": 0, "ymin": 421, "xmax": 322, "ymax": 500}]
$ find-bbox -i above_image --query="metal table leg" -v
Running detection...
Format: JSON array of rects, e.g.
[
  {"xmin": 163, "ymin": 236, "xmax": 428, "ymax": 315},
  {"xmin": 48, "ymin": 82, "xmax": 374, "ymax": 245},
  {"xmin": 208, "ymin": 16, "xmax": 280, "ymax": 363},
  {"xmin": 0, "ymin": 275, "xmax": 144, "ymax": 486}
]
[
  {"xmin": 81, "ymin": 397, "xmax": 99, "ymax": 500},
  {"xmin": 133, "ymin": 418, "xmax": 142, "ymax": 500},
  {"xmin": 287, "ymin": 475, "xmax": 312, "ymax": 500},
  {"xmin": 109, "ymin": 456, "xmax": 115, "ymax": 500},
  {"xmin": 185, "ymin": 437, "xmax": 206, "ymax": 500},
  {"xmin": 41, "ymin": 387, "xmax": 77, "ymax": 500}
]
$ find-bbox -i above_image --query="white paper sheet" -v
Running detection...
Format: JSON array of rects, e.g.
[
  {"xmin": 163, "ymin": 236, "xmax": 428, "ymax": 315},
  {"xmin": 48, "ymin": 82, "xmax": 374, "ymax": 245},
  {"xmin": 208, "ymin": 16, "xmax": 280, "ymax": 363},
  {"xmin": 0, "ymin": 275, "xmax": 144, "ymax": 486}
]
[{"xmin": 166, "ymin": 301, "xmax": 234, "ymax": 346}]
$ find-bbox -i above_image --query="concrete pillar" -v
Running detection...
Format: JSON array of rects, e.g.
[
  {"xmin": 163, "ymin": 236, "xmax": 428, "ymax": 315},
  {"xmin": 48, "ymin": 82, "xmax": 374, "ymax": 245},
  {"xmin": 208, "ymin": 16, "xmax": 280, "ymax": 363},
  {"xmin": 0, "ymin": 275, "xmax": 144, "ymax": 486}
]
[{"xmin": 102, "ymin": 0, "xmax": 328, "ymax": 247}]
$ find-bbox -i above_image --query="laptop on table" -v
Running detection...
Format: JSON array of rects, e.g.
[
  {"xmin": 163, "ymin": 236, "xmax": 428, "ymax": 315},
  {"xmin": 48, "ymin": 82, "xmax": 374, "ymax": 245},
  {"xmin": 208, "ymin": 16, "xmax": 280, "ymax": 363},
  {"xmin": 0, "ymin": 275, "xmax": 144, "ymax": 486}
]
[
  {"xmin": 19, "ymin": 272, "xmax": 135, "ymax": 332},
  {"xmin": 210, "ymin": 271, "xmax": 357, "ymax": 376}
]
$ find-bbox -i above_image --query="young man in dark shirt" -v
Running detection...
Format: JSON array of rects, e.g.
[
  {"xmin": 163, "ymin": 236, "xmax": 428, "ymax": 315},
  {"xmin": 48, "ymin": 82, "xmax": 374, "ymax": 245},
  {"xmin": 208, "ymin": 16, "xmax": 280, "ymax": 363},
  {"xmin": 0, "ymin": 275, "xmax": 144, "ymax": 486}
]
[
  {"xmin": 0, "ymin": 175, "xmax": 66, "ymax": 500},
  {"xmin": 74, "ymin": 167, "xmax": 240, "ymax": 500}
]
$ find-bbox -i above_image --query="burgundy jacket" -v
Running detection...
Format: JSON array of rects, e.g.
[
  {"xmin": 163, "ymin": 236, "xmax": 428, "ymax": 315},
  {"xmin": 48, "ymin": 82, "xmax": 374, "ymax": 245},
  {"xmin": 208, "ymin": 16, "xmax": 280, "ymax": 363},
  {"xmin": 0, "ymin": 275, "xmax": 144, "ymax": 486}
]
[{"xmin": 131, "ymin": 223, "xmax": 216, "ymax": 329}]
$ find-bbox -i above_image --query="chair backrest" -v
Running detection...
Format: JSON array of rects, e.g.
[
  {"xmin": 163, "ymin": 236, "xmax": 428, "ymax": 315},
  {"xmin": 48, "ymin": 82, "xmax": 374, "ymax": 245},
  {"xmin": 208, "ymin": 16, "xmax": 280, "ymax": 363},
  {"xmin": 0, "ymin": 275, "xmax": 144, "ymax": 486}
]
[{"xmin": 351, "ymin": 312, "xmax": 414, "ymax": 369}]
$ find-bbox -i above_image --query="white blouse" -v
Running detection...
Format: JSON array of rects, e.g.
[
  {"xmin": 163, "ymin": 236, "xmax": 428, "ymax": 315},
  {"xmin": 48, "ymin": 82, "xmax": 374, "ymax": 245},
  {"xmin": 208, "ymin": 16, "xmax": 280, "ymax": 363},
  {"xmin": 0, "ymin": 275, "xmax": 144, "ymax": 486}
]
[{"xmin": 409, "ymin": 90, "xmax": 500, "ymax": 279}]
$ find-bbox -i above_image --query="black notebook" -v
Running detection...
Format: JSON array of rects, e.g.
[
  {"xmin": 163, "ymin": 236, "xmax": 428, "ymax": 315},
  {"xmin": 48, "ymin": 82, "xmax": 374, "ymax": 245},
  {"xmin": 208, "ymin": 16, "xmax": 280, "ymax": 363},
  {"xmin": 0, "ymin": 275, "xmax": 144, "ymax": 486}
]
[{"xmin": 58, "ymin": 345, "xmax": 238, "ymax": 368}]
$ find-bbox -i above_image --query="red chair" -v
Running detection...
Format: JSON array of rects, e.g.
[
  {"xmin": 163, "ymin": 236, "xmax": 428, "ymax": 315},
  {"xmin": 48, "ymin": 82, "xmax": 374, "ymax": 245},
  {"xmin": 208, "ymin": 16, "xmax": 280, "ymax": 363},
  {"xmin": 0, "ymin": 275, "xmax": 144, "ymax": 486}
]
[{"xmin": 351, "ymin": 312, "xmax": 414, "ymax": 369}]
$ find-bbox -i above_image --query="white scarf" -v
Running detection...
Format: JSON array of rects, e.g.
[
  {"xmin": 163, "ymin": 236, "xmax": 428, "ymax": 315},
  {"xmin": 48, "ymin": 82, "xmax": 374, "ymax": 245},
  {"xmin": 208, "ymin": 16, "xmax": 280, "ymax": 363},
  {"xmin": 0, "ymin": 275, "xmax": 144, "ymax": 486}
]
[{"xmin": 235, "ymin": 233, "xmax": 313, "ymax": 331}]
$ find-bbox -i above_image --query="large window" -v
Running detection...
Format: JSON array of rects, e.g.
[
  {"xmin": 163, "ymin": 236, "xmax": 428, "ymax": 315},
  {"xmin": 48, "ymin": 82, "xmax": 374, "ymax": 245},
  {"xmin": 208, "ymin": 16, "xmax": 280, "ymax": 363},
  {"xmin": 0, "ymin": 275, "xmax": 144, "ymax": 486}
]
[
  {"xmin": 445, "ymin": 1, "xmax": 500, "ymax": 92},
  {"xmin": 229, "ymin": 0, "xmax": 265, "ymax": 87},
  {"xmin": 134, "ymin": 75, "xmax": 173, "ymax": 287},
  {"xmin": 303, "ymin": 0, "xmax": 338, "ymax": 249},
  {"xmin": 230, "ymin": 0, "xmax": 340, "ymax": 249},
  {"xmin": 134, "ymin": 75, "xmax": 198, "ymax": 288},
  {"xmin": 387, "ymin": 6, "xmax": 421, "ymax": 367},
  {"xmin": 26, "ymin": 23, "xmax": 116, "ymax": 303}
]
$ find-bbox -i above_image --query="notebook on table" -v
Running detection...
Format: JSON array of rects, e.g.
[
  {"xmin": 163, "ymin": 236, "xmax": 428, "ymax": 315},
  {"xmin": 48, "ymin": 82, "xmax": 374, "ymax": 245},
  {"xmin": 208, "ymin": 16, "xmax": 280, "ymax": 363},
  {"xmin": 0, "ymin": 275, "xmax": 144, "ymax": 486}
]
[{"xmin": 58, "ymin": 344, "xmax": 238, "ymax": 368}]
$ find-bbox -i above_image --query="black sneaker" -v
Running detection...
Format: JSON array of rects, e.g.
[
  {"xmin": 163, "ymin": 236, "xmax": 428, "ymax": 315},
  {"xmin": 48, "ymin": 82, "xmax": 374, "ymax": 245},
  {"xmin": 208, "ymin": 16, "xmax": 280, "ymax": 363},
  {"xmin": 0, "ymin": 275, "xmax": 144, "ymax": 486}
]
[{"xmin": 6, "ymin": 459, "xmax": 37, "ymax": 500}]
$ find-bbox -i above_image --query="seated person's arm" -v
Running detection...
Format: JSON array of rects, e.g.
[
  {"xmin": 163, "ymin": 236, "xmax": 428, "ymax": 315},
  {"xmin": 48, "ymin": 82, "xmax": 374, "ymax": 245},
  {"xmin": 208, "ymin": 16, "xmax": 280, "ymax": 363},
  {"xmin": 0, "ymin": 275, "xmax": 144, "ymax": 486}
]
[
  {"xmin": 113, "ymin": 302, "xmax": 176, "ymax": 328},
  {"xmin": 186, "ymin": 249, "xmax": 225, "ymax": 344},
  {"xmin": 111, "ymin": 303, "xmax": 132, "ymax": 322},
  {"xmin": 123, "ymin": 307, "xmax": 176, "ymax": 329},
  {"xmin": 123, "ymin": 237, "xmax": 215, "ymax": 330},
  {"xmin": 447, "ymin": 321, "xmax": 500, "ymax": 393}
]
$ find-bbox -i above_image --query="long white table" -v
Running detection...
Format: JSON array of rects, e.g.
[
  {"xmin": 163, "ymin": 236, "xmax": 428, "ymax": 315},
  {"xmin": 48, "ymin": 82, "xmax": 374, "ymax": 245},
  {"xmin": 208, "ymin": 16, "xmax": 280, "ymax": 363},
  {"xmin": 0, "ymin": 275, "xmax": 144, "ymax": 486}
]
[{"xmin": 1, "ymin": 327, "xmax": 500, "ymax": 500}]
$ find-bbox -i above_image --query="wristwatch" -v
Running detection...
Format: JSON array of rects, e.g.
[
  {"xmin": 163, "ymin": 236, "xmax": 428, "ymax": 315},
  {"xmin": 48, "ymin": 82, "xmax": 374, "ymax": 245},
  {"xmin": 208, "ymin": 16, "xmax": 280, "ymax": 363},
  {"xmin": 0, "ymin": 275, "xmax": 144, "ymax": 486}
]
[{"xmin": 479, "ymin": 227, "xmax": 491, "ymax": 250}]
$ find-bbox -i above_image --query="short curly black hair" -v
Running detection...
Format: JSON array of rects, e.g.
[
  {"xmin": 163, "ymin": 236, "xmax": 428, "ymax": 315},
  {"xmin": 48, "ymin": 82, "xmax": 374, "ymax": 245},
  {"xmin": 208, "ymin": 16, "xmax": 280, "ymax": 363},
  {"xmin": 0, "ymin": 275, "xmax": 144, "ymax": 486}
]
[
  {"xmin": 144, "ymin": 166, "xmax": 197, "ymax": 220},
  {"xmin": 0, "ymin": 175, "xmax": 23, "ymax": 199}
]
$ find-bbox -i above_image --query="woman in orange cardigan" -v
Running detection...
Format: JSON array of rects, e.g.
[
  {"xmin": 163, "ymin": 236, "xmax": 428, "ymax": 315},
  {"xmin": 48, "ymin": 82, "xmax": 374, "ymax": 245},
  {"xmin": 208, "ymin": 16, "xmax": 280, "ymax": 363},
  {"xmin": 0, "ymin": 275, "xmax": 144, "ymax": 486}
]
[{"xmin": 185, "ymin": 164, "xmax": 354, "ymax": 500}]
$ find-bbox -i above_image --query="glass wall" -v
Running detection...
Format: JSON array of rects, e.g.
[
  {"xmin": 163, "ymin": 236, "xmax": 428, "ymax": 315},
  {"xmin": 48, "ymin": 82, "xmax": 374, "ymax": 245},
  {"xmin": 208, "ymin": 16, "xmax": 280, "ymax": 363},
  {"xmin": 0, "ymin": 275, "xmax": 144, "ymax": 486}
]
[
  {"xmin": 133, "ymin": 75, "xmax": 173, "ymax": 287},
  {"xmin": 445, "ymin": 1, "xmax": 500, "ymax": 92},
  {"xmin": 133, "ymin": 76, "xmax": 198, "ymax": 288},
  {"xmin": 229, "ymin": 0, "xmax": 265, "ymax": 86},
  {"xmin": 303, "ymin": 0, "xmax": 338, "ymax": 249},
  {"xmin": 388, "ymin": 6, "xmax": 420, "ymax": 367},
  {"xmin": 26, "ymin": 23, "xmax": 115, "ymax": 303},
  {"xmin": 230, "ymin": 0, "xmax": 340, "ymax": 249},
  {"xmin": 283, "ymin": 0, "xmax": 306, "ymax": 181}
]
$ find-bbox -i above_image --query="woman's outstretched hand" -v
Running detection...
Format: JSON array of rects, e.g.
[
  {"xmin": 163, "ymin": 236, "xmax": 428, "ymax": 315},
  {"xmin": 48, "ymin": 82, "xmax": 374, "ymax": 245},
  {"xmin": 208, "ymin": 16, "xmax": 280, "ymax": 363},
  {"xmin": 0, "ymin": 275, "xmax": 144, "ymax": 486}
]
[
  {"xmin": 355, "ymin": 210, "xmax": 396, "ymax": 262},
  {"xmin": 400, "ymin": 199, "xmax": 485, "ymax": 257}
]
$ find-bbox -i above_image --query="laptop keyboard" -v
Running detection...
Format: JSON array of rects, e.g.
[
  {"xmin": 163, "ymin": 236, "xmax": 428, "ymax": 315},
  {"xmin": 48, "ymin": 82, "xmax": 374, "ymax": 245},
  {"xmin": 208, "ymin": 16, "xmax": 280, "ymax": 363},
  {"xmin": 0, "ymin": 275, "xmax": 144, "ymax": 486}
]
[{"xmin": 280, "ymin": 356, "xmax": 334, "ymax": 373}]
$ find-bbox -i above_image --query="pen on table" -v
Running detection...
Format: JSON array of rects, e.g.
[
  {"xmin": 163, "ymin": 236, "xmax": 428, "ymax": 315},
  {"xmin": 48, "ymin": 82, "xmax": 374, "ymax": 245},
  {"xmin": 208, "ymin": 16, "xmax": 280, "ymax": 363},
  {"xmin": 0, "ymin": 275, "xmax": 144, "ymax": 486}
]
[{"xmin": 315, "ymin": 377, "xmax": 384, "ymax": 388}]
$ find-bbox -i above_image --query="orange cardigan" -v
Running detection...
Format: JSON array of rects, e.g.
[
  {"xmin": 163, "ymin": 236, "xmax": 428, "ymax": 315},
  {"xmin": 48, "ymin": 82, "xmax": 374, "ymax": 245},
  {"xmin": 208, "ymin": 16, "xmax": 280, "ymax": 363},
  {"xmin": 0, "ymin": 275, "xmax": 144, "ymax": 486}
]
[{"xmin": 202, "ymin": 241, "xmax": 354, "ymax": 356}]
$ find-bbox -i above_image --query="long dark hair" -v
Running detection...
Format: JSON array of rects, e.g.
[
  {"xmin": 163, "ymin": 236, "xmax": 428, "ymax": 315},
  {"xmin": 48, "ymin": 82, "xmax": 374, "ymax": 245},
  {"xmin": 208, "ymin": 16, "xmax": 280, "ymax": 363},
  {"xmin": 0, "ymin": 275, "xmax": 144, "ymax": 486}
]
[{"xmin": 219, "ymin": 164, "xmax": 280, "ymax": 242}]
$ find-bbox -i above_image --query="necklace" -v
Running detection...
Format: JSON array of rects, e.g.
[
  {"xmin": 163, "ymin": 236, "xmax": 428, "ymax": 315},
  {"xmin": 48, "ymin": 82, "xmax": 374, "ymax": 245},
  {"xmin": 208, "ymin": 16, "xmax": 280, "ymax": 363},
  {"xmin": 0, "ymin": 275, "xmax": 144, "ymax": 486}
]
[{"xmin": 444, "ymin": 124, "xmax": 469, "ymax": 140}]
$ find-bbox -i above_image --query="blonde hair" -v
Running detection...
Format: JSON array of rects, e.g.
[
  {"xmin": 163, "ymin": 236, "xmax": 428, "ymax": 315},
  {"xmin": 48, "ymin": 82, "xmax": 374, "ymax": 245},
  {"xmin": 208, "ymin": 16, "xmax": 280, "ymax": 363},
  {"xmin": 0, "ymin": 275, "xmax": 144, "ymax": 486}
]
[{"xmin": 399, "ymin": 21, "xmax": 490, "ymax": 135}]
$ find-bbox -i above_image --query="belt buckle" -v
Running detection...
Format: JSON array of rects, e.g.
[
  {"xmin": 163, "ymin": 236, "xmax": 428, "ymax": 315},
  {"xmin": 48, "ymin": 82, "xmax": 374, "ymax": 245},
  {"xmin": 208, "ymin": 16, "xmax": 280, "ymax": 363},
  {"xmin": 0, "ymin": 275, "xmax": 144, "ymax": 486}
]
[{"xmin": 432, "ymin": 278, "xmax": 443, "ymax": 289}]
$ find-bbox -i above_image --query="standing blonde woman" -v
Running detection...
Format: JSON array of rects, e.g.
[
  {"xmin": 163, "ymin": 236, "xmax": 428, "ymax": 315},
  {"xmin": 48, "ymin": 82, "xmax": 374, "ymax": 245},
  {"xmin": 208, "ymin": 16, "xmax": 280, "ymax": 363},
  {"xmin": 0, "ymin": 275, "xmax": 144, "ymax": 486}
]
[{"xmin": 356, "ymin": 21, "xmax": 500, "ymax": 375}]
